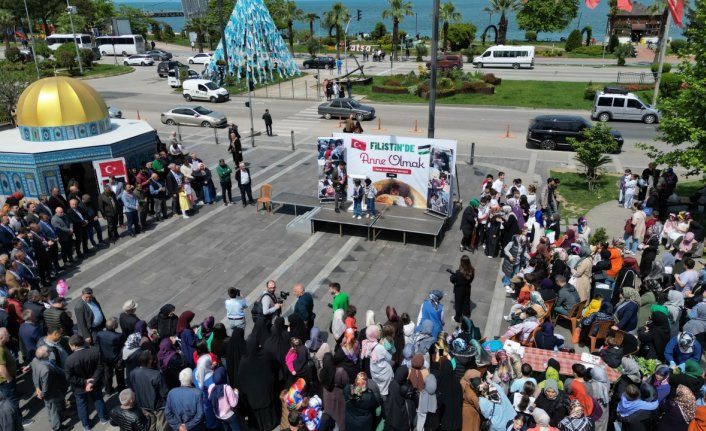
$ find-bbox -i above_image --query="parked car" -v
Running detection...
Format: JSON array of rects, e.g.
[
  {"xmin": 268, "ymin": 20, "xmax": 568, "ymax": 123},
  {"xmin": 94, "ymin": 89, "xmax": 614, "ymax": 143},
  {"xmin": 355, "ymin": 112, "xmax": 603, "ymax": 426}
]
[
  {"xmin": 146, "ymin": 49, "xmax": 173, "ymax": 61},
  {"xmin": 160, "ymin": 105, "xmax": 227, "ymax": 128},
  {"xmin": 168, "ymin": 69, "xmax": 201, "ymax": 88},
  {"xmin": 158, "ymin": 60, "xmax": 185, "ymax": 77},
  {"xmin": 124, "ymin": 54, "xmax": 154, "ymax": 66},
  {"xmin": 303, "ymin": 56, "xmax": 335, "ymax": 69},
  {"xmin": 526, "ymin": 114, "xmax": 624, "ymax": 152},
  {"xmin": 425, "ymin": 54, "xmax": 463, "ymax": 70},
  {"xmin": 108, "ymin": 107, "xmax": 123, "ymax": 119},
  {"xmin": 317, "ymin": 98, "xmax": 375, "ymax": 121},
  {"xmin": 188, "ymin": 53, "xmax": 212, "ymax": 64},
  {"xmin": 591, "ymin": 86, "xmax": 660, "ymax": 124}
]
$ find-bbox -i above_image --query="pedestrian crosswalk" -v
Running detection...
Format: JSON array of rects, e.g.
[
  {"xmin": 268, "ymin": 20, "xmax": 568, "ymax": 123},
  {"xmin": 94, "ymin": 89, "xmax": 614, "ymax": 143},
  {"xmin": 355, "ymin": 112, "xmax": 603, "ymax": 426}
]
[{"xmin": 272, "ymin": 104, "xmax": 326, "ymax": 137}]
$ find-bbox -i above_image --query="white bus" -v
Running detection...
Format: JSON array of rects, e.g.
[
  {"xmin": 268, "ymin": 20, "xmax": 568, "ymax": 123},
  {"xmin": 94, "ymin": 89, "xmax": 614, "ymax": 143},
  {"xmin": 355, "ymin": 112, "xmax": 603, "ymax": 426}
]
[
  {"xmin": 95, "ymin": 35, "xmax": 146, "ymax": 56},
  {"xmin": 45, "ymin": 33, "xmax": 93, "ymax": 51},
  {"xmin": 472, "ymin": 45, "xmax": 535, "ymax": 69}
]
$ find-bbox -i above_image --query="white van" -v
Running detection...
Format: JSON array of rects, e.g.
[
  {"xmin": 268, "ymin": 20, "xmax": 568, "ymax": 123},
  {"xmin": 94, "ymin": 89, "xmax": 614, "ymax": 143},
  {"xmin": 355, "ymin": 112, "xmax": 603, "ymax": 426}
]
[
  {"xmin": 183, "ymin": 79, "xmax": 230, "ymax": 103},
  {"xmin": 473, "ymin": 45, "xmax": 535, "ymax": 69},
  {"xmin": 167, "ymin": 68, "xmax": 201, "ymax": 88}
]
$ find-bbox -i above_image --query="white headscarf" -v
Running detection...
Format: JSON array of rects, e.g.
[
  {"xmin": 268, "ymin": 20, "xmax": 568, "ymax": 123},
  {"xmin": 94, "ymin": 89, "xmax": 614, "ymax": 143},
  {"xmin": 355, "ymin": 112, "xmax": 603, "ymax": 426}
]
[{"xmin": 332, "ymin": 309, "xmax": 346, "ymax": 340}]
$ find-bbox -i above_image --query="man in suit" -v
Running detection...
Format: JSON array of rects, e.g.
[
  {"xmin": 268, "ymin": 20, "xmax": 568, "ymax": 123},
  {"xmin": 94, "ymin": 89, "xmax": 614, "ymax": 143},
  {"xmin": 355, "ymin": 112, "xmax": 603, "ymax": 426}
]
[
  {"xmin": 0, "ymin": 215, "xmax": 15, "ymax": 254},
  {"xmin": 31, "ymin": 345, "xmax": 68, "ymax": 431},
  {"xmin": 95, "ymin": 318, "xmax": 125, "ymax": 394},
  {"xmin": 47, "ymin": 187, "xmax": 68, "ymax": 214},
  {"xmin": 37, "ymin": 214, "xmax": 61, "ymax": 273},
  {"xmin": 74, "ymin": 287, "xmax": 105, "ymax": 345},
  {"xmin": 65, "ymin": 335, "xmax": 109, "ymax": 429},
  {"xmin": 50, "ymin": 207, "xmax": 73, "ymax": 265},
  {"xmin": 107, "ymin": 176, "xmax": 125, "ymax": 227},
  {"xmin": 165, "ymin": 163, "xmax": 183, "ymax": 216},
  {"xmin": 67, "ymin": 198, "xmax": 90, "ymax": 258},
  {"xmin": 23, "ymin": 202, "xmax": 40, "ymax": 226},
  {"xmin": 28, "ymin": 223, "xmax": 52, "ymax": 284},
  {"xmin": 35, "ymin": 195, "xmax": 53, "ymax": 218},
  {"xmin": 13, "ymin": 250, "xmax": 40, "ymax": 290},
  {"xmin": 97, "ymin": 184, "xmax": 119, "ymax": 242},
  {"xmin": 235, "ymin": 162, "xmax": 256, "ymax": 208},
  {"xmin": 149, "ymin": 173, "xmax": 168, "ymax": 221},
  {"xmin": 80, "ymin": 194, "xmax": 104, "ymax": 247}
]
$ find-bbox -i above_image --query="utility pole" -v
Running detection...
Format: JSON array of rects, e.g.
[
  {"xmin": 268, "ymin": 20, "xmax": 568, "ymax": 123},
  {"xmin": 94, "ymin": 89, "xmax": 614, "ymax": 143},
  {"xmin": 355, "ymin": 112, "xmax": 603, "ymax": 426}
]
[
  {"xmin": 22, "ymin": 0, "xmax": 40, "ymax": 79},
  {"xmin": 344, "ymin": 18, "xmax": 352, "ymax": 75},
  {"xmin": 216, "ymin": 0, "xmax": 229, "ymax": 74},
  {"xmin": 652, "ymin": 8, "xmax": 671, "ymax": 106},
  {"xmin": 428, "ymin": 0, "xmax": 440, "ymax": 138},
  {"xmin": 66, "ymin": 1, "xmax": 83, "ymax": 74}
]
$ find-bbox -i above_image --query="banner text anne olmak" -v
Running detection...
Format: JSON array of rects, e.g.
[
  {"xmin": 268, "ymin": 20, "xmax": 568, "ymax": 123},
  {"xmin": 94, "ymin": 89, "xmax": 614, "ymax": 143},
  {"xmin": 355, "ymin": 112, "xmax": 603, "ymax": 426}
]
[{"xmin": 359, "ymin": 152, "xmax": 427, "ymax": 169}]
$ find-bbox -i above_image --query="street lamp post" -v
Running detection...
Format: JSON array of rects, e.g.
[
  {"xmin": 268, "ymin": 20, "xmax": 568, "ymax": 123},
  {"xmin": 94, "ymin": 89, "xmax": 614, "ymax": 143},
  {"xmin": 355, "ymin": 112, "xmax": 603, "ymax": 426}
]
[
  {"xmin": 22, "ymin": 0, "xmax": 40, "ymax": 79},
  {"xmin": 216, "ymin": 0, "xmax": 229, "ymax": 74},
  {"xmin": 344, "ymin": 18, "xmax": 352, "ymax": 75},
  {"xmin": 66, "ymin": 1, "xmax": 83, "ymax": 74},
  {"xmin": 428, "ymin": 0, "xmax": 440, "ymax": 138}
]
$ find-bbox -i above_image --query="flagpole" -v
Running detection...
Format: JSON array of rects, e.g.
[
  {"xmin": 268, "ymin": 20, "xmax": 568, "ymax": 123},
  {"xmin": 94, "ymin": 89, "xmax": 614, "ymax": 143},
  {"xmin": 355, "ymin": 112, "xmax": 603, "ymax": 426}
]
[{"xmin": 652, "ymin": 7, "xmax": 671, "ymax": 106}]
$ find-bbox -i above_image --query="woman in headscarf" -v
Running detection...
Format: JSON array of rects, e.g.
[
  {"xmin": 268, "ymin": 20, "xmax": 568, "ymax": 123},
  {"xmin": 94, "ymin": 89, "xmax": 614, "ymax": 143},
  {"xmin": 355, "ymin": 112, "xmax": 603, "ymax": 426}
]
[
  {"xmin": 436, "ymin": 358, "xmax": 463, "ymax": 431},
  {"xmin": 486, "ymin": 204, "xmax": 504, "ymax": 257},
  {"xmin": 209, "ymin": 323, "xmax": 230, "ymax": 364},
  {"xmin": 412, "ymin": 319, "xmax": 437, "ymax": 356},
  {"xmin": 645, "ymin": 365, "xmax": 671, "ymax": 403},
  {"xmin": 122, "ymin": 320, "xmax": 149, "ymax": 382},
  {"xmin": 155, "ymin": 304, "xmax": 178, "ymax": 340},
  {"xmin": 287, "ymin": 313, "xmax": 309, "ymax": 342},
  {"xmin": 197, "ymin": 316, "xmax": 216, "ymax": 351},
  {"xmin": 535, "ymin": 379, "xmax": 568, "ymax": 427},
  {"xmin": 669, "ymin": 359, "xmax": 704, "ymax": 397},
  {"xmin": 613, "ymin": 287, "xmax": 641, "ymax": 333},
  {"xmin": 344, "ymin": 372, "xmax": 379, "ymax": 431},
  {"xmin": 193, "ymin": 353, "xmax": 214, "ymax": 390},
  {"xmin": 502, "ymin": 205, "xmax": 520, "ymax": 249},
  {"xmin": 478, "ymin": 380, "xmax": 517, "ymax": 431},
  {"xmin": 416, "ymin": 290, "xmax": 445, "ymax": 339},
  {"xmin": 554, "ymin": 227, "xmax": 577, "ymax": 251},
  {"xmin": 568, "ymin": 379, "xmax": 593, "ymax": 418},
  {"xmin": 637, "ymin": 311, "xmax": 671, "ymax": 361},
  {"xmin": 360, "ymin": 324, "xmax": 393, "ymax": 398},
  {"xmin": 207, "ymin": 366, "xmax": 240, "ymax": 431},
  {"xmin": 334, "ymin": 328, "xmax": 362, "ymax": 384},
  {"xmin": 529, "ymin": 408, "xmax": 558, "ymax": 431},
  {"xmin": 332, "ymin": 309, "xmax": 346, "ymax": 342},
  {"xmin": 590, "ymin": 367, "xmax": 610, "ymax": 431},
  {"xmin": 225, "ymin": 327, "xmax": 246, "ymax": 389},
  {"xmin": 538, "ymin": 359, "xmax": 564, "ymax": 391},
  {"xmin": 638, "ymin": 283, "xmax": 659, "ymax": 328},
  {"xmin": 460, "ymin": 369, "xmax": 481, "ymax": 431},
  {"xmin": 665, "ymin": 290, "xmax": 685, "ymax": 329},
  {"xmin": 657, "ymin": 384, "xmax": 695, "ymax": 431},
  {"xmin": 558, "ymin": 400, "xmax": 593, "ymax": 431},
  {"xmin": 326, "ymin": 364, "xmax": 349, "ymax": 430},
  {"xmin": 493, "ymin": 350, "xmax": 514, "ymax": 394},
  {"xmin": 177, "ymin": 311, "xmax": 197, "ymax": 368},
  {"xmin": 609, "ymin": 357, "xmax": 642, "ymax": 427},
  {"xmin": 571, "ymin": 245, "xmax": 593, "ymax": 303},
  {"xmin": 408, "ymin": 353, "xmax": 427, "ymax": 393},
  {"xmin": 384, "ymin": 305, "xmax": 405, "ymax": 365},
  {"xmin": 238, "ymin": 336, "xmax": 278, "ymax": 431},
  {"xmin": 157, "ymin": 336, "xmax": 185, "ymax": 389},
  {"xmin": 385, "ymin": 365, "xmax": 414, "ymax": 431},
  {"xmin": 263, "ymin": 317, "xmax": 289, "ymax": 379},
  {"xmin": 418, "ymin": 373, "xmax": 439, "ymax": 431},
  {"xmin": 358, "ymin": 310, "xmax": 377, "ymax": 344},
  {"xmin": 534, "ymin": 320, "xmax": 564, "ymax": 351},
  {"xmin": 527, "ymin": 291, "xmax": 547, "ymax": 321},
  {"xmin": 640, "ymin": 230, "xmax": 660, "ymax": 279}
]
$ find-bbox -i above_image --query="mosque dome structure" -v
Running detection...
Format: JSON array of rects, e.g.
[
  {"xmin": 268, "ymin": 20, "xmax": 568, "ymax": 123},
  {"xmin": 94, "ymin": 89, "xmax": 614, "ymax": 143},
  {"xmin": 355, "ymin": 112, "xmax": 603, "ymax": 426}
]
[{"xmin": 16, "ymin": 76, "xmax": 112, "ymax": 142}]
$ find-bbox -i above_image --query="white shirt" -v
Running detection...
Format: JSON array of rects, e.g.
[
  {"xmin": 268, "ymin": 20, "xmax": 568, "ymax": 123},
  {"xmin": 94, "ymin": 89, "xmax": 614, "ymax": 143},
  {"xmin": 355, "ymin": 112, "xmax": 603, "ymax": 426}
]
[
  {"xmin": 239, "ymin": 169, "xmax": 250, "ymax": 184},
  {"xmin": 492, "ymin": 178, "xmax": 505, "ymax": 194}
]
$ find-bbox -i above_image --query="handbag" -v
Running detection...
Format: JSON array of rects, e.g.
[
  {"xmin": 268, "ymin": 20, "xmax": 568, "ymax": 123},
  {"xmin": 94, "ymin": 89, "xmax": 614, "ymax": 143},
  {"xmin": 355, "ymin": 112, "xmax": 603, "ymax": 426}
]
[{"xmin": 624, "ymin": 217, "xmax": 634, "ymax": 235}]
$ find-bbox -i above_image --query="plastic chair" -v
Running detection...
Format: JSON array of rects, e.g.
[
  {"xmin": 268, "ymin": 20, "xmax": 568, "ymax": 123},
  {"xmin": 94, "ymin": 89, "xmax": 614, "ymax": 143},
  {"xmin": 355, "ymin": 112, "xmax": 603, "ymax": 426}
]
[
  {"xmin": 256, "ymin": 183, "xmax": 272, "ymax": 213},
  {"xmin": 543, "ymin": 298, "xmax": 556, "ymax": 318},
  {"xmin": 552, "ymin": 300, "xmax": 587, "ymax": 335},
  {"xmin": 589, "ymin": 320, "xmax": 614, "ymax": 352},
  {"xmin": 522, "ymin": 324, "xmax": 542, "ymax": 348}
]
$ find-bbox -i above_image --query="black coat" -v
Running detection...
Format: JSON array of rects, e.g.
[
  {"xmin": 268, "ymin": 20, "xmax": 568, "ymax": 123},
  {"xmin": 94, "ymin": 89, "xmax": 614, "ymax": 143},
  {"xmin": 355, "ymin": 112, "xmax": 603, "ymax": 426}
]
[
  {"xmin": 95, "ymin": 329, "xmax": 123, "ymax": 365},
  {"xmin": 460, "ymin": 206, "xmax": 477, "ymax": 234},
  {"xmin": 47, "ymin": 195, "xmax": 68, "ymax": 213},
  {"xmin": 65, "ymin": 346, "xmax": 104, "ymax": 393},
  {"xmin": 344, "ymin": 386, "xmax": 379, "ymax": 431},
  {"xmin": 535, "ymin": 390, "xmax": 569, "ymax": 427},
  {"xmin": 385, "ymin": 366, "xmax": 414, "ymax": 431},
  {"xmin": 165, "ymin": 171, "xmax": 182, "ymax": 196},
  {"xmin": 74, "ymin": 299, "xmax": 105, "ymax": 339}
]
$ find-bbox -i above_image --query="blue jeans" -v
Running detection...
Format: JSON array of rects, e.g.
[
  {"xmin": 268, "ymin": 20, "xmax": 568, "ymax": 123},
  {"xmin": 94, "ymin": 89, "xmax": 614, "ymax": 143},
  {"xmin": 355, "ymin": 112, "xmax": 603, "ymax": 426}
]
[
  {"xmin": 366, "ymin": 197, "xmax": 377, "ymax": 215},
  {"xmin": 125, "ymin": 211, "xmax": 138, "ymax": 235},
  {"xmin": 221, "ymin": 415, "xmax": 241, "ymax": 431},
  {"xmin": 0, "ymin": 381, "xmax": 18, "ymax": 411},
  {"xmin": 353, "ymin": 199, "xmax": 362, "ymax": 216},
  {"xmin": 502, "ymin": 263, "xmax": 521, "ymax": 286},
  {"xmin": 624, "ymin": 232, "xmax": 638, "ymax": 253},
  {"xmin": 75, "ymin": 389, "xmax": 108, "ymax": 429}
]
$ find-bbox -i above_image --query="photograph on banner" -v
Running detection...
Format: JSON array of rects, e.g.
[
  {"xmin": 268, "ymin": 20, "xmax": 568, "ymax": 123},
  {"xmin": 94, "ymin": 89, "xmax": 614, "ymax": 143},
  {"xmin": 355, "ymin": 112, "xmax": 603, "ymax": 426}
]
[
  {"xmin": 316, "ymin": 137, "xmax": 346, "ymax": 201},
  {"xmin": 335, "ymin": 133, "xmax": 456, "ymax": 211},
  {"xmin": 427, "ymin": 144, "xmax": 456, "ymax": 217}
]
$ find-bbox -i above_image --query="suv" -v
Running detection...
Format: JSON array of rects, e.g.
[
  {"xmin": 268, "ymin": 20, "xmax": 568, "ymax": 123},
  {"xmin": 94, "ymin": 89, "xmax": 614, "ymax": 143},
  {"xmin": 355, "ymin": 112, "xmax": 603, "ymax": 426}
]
[
  {"xmin": 591, "ymin": 86, "xmax": 660, "ymax": 124},
  {"xmin": 158, "ymin": 60, "xmax": 185, "ymax": 78},
  {"xmin": 303, "ymin": 56, "xmax": 335, "ymax": 69},
  {"xmin": 526, "ymin": 115, "xmax": 624, "ymax": 152},
  {"xmin": 426, "ymin": 54, "xmax": 463, "ymax": 70}
]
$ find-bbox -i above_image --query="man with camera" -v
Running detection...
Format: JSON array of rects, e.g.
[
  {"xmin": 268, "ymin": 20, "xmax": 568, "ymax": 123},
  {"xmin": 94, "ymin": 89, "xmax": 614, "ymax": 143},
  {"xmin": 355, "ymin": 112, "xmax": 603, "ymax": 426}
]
[{"xmin": 258, "ymin": 280, "xmax": 282, "ymax": 323}]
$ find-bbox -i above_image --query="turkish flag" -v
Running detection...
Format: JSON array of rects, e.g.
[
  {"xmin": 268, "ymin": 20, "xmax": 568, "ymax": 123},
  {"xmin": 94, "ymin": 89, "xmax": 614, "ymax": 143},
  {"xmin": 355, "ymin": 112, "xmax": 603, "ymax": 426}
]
[
  {"xmin": 351, "ymin": 139, "xmax": 367, "ymax": 151},
  {"xmin": 668, "ymin": 0, "xmax": 684, "ymax": 28},
  {"xmin": 585, "ymin": 0, "xmax": 600, "ymax": 9},
  {"xmin": 98, "ymin": 160, "xmax": 126, "ymax": 177},
  {"xmin": 617, "ymin": 0, "xmax": 632, "ymax": 12}
]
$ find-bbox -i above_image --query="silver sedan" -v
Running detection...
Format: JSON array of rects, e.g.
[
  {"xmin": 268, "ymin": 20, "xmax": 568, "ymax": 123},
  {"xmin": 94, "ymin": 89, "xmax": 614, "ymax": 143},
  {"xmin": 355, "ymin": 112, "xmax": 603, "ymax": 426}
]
[{"xmin": 160, "ymin": 105, "xmax": 228, "ymax": 128}]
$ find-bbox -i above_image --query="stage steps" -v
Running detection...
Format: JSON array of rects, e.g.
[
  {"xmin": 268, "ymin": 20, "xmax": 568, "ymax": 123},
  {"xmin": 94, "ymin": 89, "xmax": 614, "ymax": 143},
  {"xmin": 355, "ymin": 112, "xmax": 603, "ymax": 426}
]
[{"xmin": 286, "ymin": 207, "xmax": 321, "ymax": 234}]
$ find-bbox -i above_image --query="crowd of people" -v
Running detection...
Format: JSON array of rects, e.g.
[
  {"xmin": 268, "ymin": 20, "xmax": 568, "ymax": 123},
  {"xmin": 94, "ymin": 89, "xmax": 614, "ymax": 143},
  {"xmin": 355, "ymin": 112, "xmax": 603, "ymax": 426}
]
[{"xmin": 1, "ymin": 155, "xmax": 706, "ymax": 431}]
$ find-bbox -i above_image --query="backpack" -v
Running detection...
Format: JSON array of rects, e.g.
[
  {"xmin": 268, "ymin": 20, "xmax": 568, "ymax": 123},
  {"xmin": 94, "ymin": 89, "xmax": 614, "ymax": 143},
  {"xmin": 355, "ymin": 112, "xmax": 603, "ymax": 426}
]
[
  {"xmin": 624, "ymin": 217, "xmax": 634, "ymax": 235},
  {"xmin": 251, "ymin": 293, "xmax": 274, "ymax": 323}
]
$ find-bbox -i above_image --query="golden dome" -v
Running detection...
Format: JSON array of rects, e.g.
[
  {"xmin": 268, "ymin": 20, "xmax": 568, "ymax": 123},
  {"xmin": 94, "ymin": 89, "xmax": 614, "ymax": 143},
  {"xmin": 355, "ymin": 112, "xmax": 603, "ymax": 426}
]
[{"xmin": 17, "ymin": 76, "xmax": 109, "ymax": 128}]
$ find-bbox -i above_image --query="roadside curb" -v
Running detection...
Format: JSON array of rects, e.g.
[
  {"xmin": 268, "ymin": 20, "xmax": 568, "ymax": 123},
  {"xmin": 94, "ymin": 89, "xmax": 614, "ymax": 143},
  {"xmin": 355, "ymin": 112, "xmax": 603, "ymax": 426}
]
[{"xmin": 79, "ymin": 66, "xmax": 136, "ymax": 80}]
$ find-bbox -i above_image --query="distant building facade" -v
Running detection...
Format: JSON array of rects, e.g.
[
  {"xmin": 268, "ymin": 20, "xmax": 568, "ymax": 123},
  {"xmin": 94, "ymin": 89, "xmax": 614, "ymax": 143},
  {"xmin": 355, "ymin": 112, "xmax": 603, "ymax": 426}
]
[{"xmin": 609, "ymin": 2, "xmax": 667, "ymax": 42}]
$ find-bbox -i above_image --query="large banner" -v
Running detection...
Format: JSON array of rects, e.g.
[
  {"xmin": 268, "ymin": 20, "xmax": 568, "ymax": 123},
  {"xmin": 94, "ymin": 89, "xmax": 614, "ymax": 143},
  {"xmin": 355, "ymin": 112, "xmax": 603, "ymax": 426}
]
[{"xmin": 330, "ymin": 134, "xmax": 457, "ymax": 217}]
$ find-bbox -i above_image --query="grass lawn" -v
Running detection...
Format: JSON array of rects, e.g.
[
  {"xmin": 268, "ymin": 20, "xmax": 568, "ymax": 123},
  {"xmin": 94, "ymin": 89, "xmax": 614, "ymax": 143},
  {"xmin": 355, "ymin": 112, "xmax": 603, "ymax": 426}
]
[
  {"xmin": 224, "ymin": 73, "xmax": 299, "ymax": 95},
  {"xmin": 676, "ymin": 179, "xmax": 706, "ymax": 197},
  {"xmin": 80, "ymin": 64, "xmax": 133, "ymax": 78},
  {"xmin": 356, "ymin": 77, "xmax": 601, "ymax": 110},
  {"xmin": 551, "ymin": 170, "xmax": 621, "ymax": 219}
]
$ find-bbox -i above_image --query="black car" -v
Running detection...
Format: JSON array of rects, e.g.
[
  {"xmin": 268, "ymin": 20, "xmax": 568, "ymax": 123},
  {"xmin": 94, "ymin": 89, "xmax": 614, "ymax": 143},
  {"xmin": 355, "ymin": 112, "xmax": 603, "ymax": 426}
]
[
  {"xmin": 158, "ymin": 60, "xmax": 185, "ymax": 78},
  {"xmin": 526, "ymin": 115, "xmax": 624, "ymax": 152},
  {"xmin": 303, "ymin": 56, "xmax": 335, "ymax": 69},
  {"xmin": 147, "ymin": 49, "xmax": 173, "ymax": 61}
]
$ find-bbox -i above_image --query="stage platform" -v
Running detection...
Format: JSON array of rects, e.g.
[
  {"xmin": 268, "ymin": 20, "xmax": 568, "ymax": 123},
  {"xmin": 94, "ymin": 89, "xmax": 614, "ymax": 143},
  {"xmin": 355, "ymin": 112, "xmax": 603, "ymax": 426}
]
[{"xmin": 270, "ymin": 192, "xmax": 447, "ymax": 249}]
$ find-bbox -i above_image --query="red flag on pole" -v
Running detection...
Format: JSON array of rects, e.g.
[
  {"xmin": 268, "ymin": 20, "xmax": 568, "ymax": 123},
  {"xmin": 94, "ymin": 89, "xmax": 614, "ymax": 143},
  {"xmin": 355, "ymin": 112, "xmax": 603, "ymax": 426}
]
[
  {"xmin": 585, "ymin": 0, "xmax": 600, "ymax": 10},
  {"xmin": 667, "ymin": 0, "xmax": 684, "ymax": 28},
  {"xmin": 617, "ymin": 0, "xmax": 632, "ymax": 12},
  {"xmin": 97, "ymin": 159, "xmax": 127, "ymax": 177}
]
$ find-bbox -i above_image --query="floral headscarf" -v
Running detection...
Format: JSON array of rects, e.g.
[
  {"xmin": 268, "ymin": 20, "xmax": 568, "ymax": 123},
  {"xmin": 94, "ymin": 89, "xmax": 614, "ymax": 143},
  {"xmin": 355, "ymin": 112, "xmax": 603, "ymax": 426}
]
[
  {"xmin": 351, "ymin": 372, "xmax": 368, "ymax": 399},
  {"xmin": 674, "ymin": 384, "xmax": 696, "ymax": 423}
]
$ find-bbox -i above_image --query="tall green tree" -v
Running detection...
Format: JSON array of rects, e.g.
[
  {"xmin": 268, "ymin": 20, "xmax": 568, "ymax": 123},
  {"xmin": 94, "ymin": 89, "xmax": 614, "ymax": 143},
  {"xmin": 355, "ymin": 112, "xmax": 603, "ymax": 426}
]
[
  {"xmin": 65, "ymin": 0, "xmax": 114, "ymax": 32},
  {"xmin": 116, "ymin": 5, "xmax": 155, "ymax": 38},
  {"xmin": 438, "ymin": 2, "xmax": 462, "ymax": 52},
  {"xmin": 323, "ymin": 2, "xmax": 350, "ymax": 58},
  {"xmin": 0, "ymin": 9, "xmax": 14, "ymax": 51},
  {"xmin": 485, "ymin": 0, "xmax": 520, "ymax": 45},
  {"xmin": 304, "ymin": 12, "xmax": 318, "ymax": 38},
  {"xmin": 567, "ymin": 123, "xmax": 619, "ymax": 188},
  {"xmin": 447, "ymin": 22, "xmax": 476, "ymax": 51},
  {"xmin": 282, "ymin": 0, "xmax": 303, "ymax": 52},
  {"xmin": 382, "ymin": 0, "xmax": 413, "ymax": 59},
  {"xmin": 516, "ymin": 0, "xmax": 579, "ymax": 39},
  {"xmin": 638, "ymin": 0, "xmax": 706, "ymax": 174},
  {"xmin": 185, "ymin": 17, "xmax": 211, "ymax": 53}
]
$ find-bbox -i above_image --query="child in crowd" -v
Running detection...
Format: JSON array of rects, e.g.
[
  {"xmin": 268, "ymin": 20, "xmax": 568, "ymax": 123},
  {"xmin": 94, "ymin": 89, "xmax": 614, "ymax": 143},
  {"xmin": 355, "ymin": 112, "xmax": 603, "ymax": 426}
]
[
  {"xmin": 178, "ymin": 183, "xmax": 192, "ymax": 219},
  {"xmin": 352, "ymin": 179, "xmax": 363, "ymax": 219},
  {"xmin": 285, "ymin": 338, "xmax": 303, "ymax": 376},
  {"xmin": 623, "ymin": 174, "xmax": 639, "ymax": 209},
  {"xmin": 364, "ymin": 178, "xmax": 377, "ymax": 218},
  {"xmin": 345, "ymin": 305, "xmax": 358, "ymax": 331},
  {"xmin": 618, "ymin": 168, "xmax": 632, "ymax": 205}
]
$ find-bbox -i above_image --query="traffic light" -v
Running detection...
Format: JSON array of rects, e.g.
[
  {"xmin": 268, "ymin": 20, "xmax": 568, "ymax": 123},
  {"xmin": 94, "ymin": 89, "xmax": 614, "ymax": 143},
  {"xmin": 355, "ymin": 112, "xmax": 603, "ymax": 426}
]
[{"xmin": 357, "ymin": 9, "xmax": 362, "ymax": 21}]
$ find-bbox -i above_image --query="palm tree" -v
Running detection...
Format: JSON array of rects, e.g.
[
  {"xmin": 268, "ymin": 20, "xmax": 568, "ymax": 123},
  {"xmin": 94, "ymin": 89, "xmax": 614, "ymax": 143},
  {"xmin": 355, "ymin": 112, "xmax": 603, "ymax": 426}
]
[
  {"xmin": 439, "ymin": 2, "xmax": 462, "ymax": 52},
  {"xmin": 283, "ymin": 0, "xmax": 303, "ymax": 52},
  {"xmin": 382, "ymin": 0, "xmax": 413, "ymax": 59},
  {"xmin": 486, "ymin": 0, "xmax": 520, "ymax": 45},
  {"xmin": 304, "ymin": 12, "xmax": 319, "ymax": 38},
  {"xmin": 0, "ymin": 9, "xmax": 15, "ymax": 51},
  {"xmin": 185, "ymin": 17, "xmax": 210, "ymax": 53},
  {"xmin": 323, "ymin": 2, "xmax": 350, "ymax": 58}
]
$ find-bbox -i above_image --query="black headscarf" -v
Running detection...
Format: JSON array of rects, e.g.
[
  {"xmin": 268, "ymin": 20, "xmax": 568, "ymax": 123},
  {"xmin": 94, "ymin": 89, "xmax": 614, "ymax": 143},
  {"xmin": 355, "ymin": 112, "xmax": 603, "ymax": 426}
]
[
  {"xmin": 288, "ymin": 314, "xmax": 309, "ymax": 342},
  {"xmin": 225, "ymin": 327, "xmax": 246, "ymax": 387},
  {"xmin": 250, "ymin": 315, "xmax": 270, "ymax": 347},
  {"xmin": 385, "ymin": 365, "xmax": 412, "ymax": 431},
  {"xmin": 238, "ymin": 335, "xmax": 275, "ymax": 409},
  {"xmin": 319, "ymin": 352, "xmax": 337, "ymax": 392},
  {"xmin": 263, "ymin": 317, "xmax": 290, "ymax": 366},
  {"xmin": 436, "ymin": 358, "xmax": 463, "ymax": 430}
]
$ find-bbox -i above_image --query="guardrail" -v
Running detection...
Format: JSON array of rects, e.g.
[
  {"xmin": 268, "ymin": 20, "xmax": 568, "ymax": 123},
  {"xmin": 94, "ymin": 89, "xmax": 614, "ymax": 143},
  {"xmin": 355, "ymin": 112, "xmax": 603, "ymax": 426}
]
[{"xmin": 616, "ymin": 71, "xmax": 655, "ymax": 85}]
